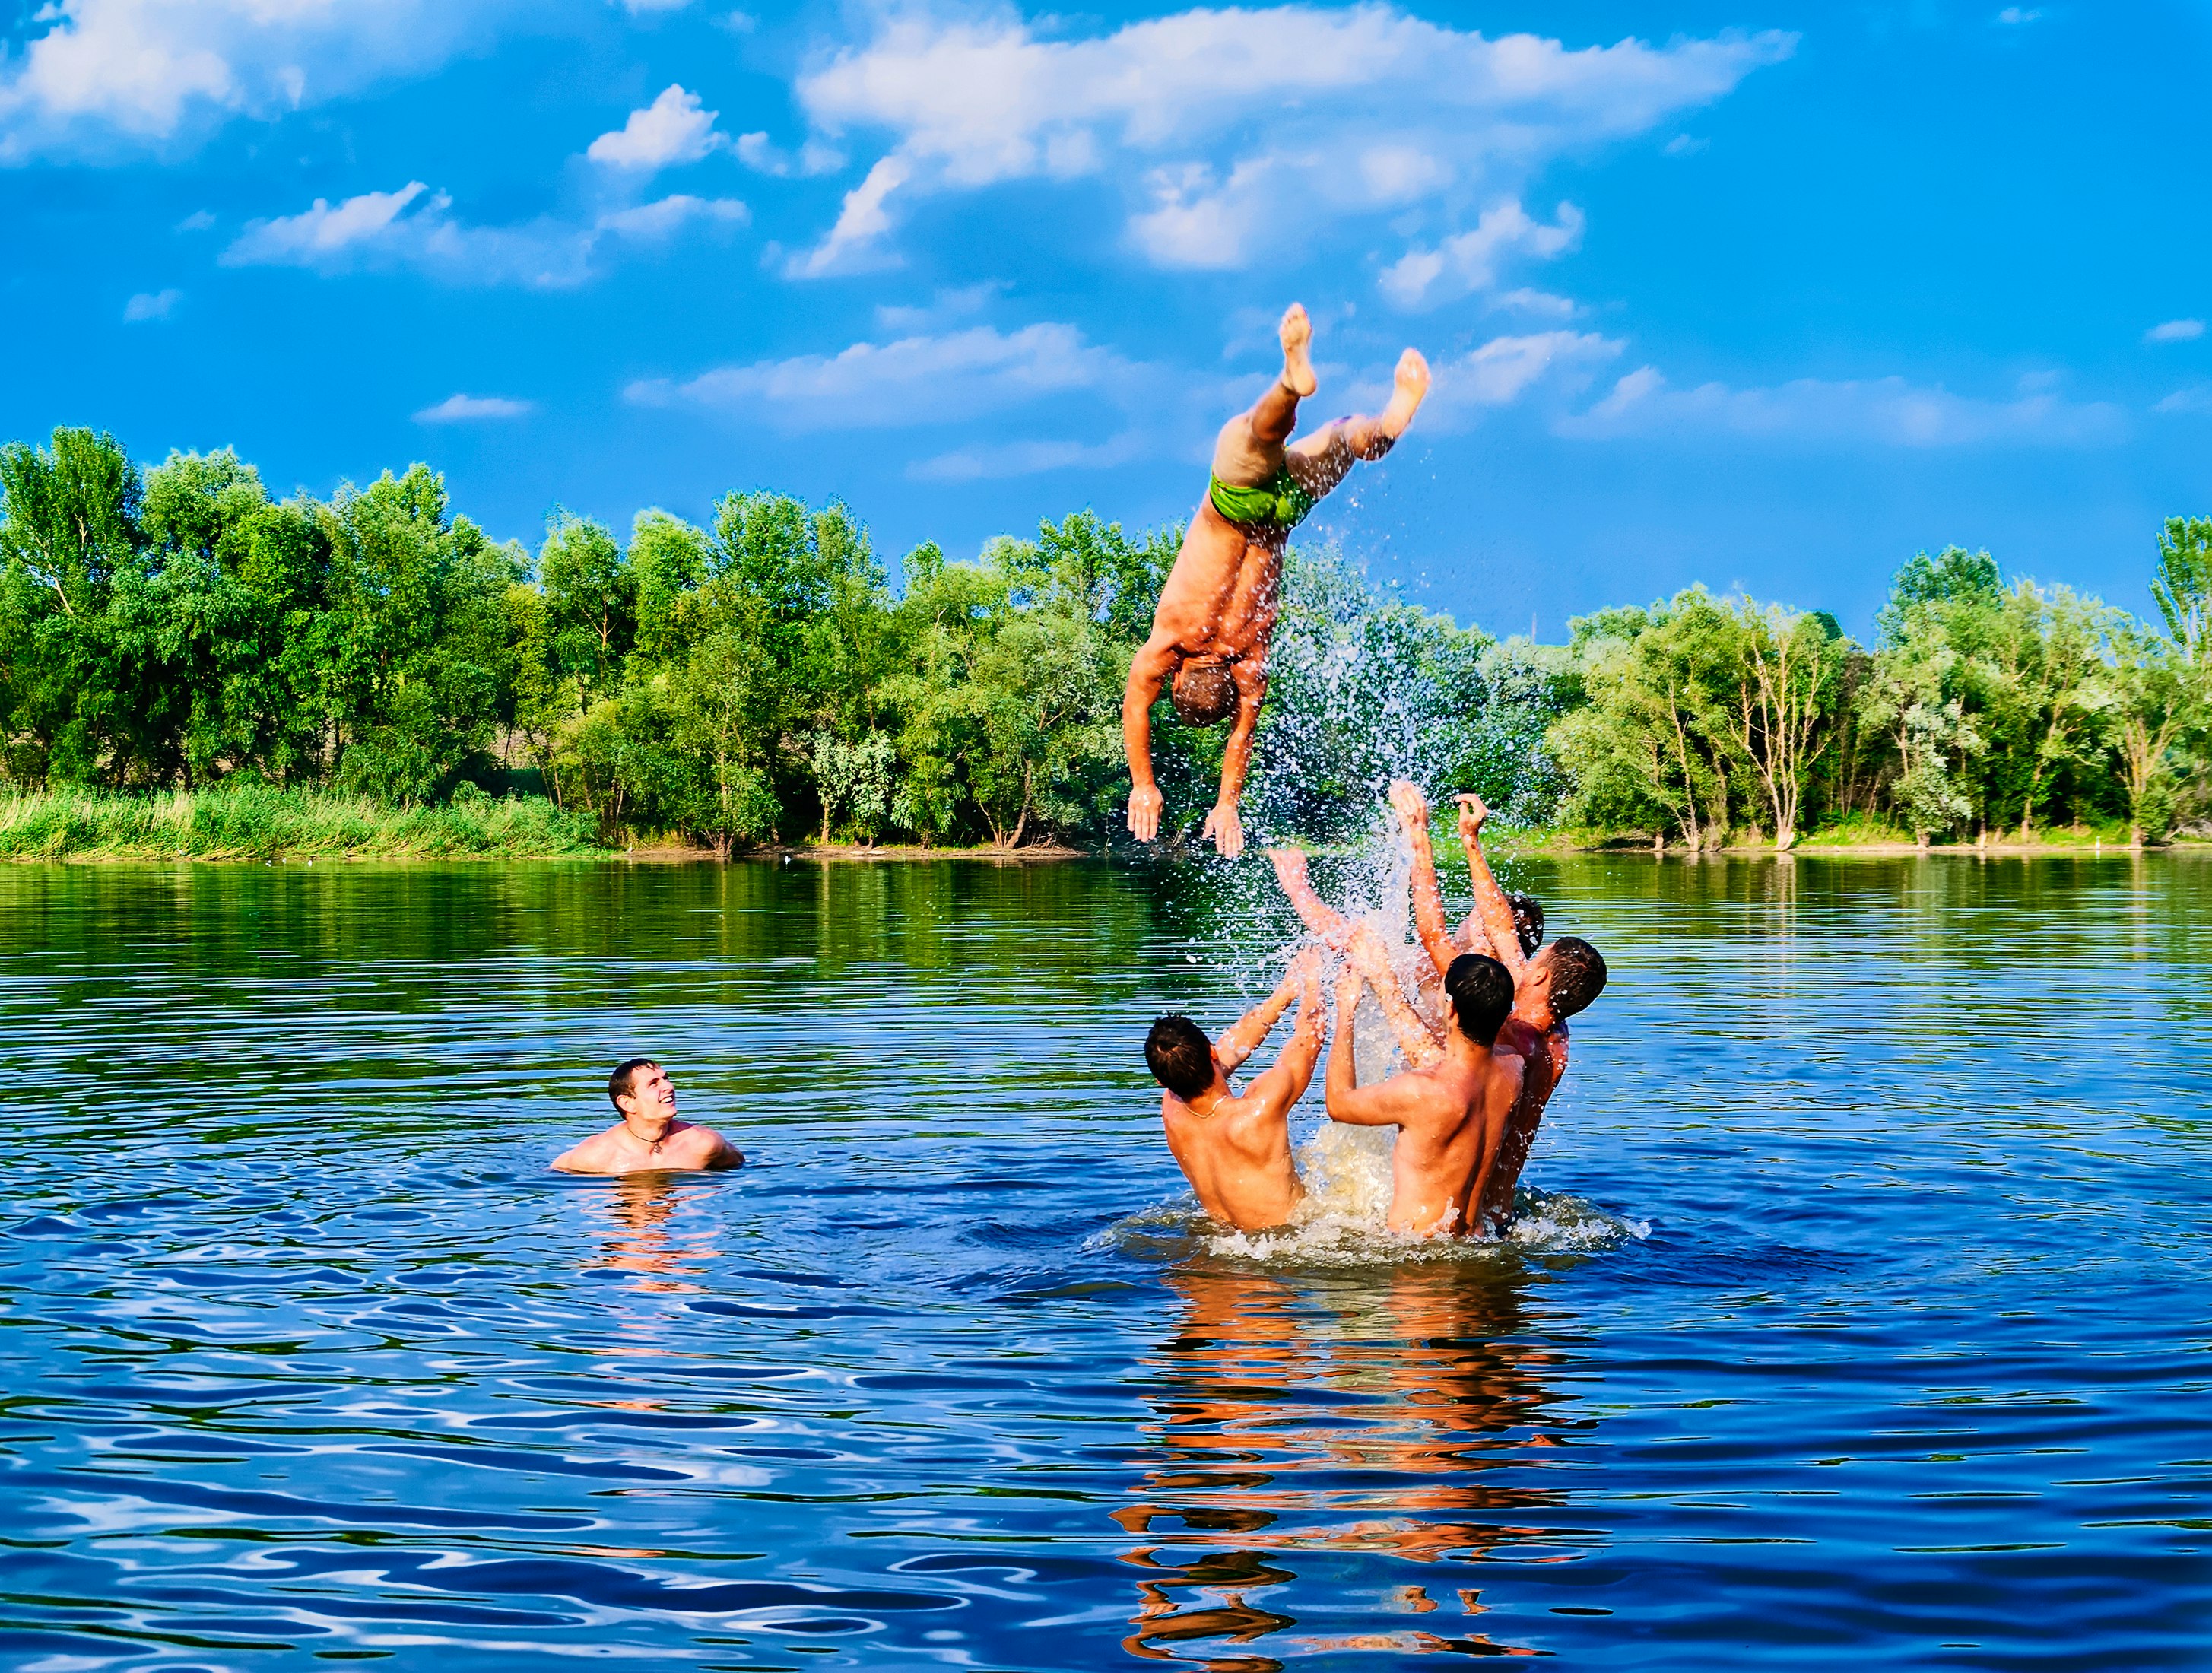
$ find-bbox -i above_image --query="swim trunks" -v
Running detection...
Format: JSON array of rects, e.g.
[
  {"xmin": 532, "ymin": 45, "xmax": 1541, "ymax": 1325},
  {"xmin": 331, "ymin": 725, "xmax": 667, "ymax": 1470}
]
[{"xmin": 1208, "ymin": 468, "xmax": 1316, "ymax": 536}]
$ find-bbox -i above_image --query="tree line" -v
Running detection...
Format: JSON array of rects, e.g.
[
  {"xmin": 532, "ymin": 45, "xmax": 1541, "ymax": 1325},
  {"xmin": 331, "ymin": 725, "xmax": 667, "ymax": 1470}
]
[{"xmin": 2, "ymin": 425, "xmax": 2207, "ymax": 852}]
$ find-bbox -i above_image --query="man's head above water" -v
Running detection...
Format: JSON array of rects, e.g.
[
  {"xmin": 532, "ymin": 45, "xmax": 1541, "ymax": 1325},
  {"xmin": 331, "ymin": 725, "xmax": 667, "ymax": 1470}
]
[
  {"xmin": 1144, "ymin": 1014, "xmax": 1221, "ymax": 1101},
  {"xmin": 551, "ymin": 1058, "xmax": 743, "ymax": 1176},
  {"xmin": 1169, "ymin": 656, "xmax": 1238, "ymax": 726},
  {"xmin": 1523, "ymin": 935, "xmax": 1607, "ymax": 1024}
]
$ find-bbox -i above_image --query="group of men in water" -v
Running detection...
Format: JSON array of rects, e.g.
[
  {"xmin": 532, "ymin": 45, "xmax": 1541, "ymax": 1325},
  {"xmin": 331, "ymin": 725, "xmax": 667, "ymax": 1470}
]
[{"xmin": 555, "ymin": 303, "xmax": 1605, "ymax": 1239}]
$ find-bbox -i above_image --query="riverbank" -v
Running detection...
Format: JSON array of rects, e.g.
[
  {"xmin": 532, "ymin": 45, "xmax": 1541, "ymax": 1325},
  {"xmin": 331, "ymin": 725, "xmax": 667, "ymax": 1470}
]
[{"xmin": 3, "ymin": 786, "xmax": 2202, "ymax": 862}]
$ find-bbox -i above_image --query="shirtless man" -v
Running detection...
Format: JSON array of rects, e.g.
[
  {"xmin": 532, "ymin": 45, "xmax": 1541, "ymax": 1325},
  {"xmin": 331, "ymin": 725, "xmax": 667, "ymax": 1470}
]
[
  {"xmin": 1123, "ymin": 304, "xmax": 1430, "ymax": 859},
  {"xmin": 551, "ymin": 1058, "xmax": 744, "ymax": 1176},
  {"xmin": 1144, "ymin": 949, "xmax": 1325, "ymax": 1231},
  {"xmin": 1420, "ymin": 789, "xmax": 1607, "ymax": 1234},
  {"xmin": 1326, "ymin": 952, "xmax": 1523, "ymax": 1238}
]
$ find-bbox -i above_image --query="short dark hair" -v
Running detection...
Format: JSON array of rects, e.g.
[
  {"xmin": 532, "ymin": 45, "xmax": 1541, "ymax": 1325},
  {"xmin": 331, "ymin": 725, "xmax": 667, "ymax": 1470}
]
[
  {"xmin": 1144, "ymin": 1014, "xmax": 1217, "ymax": 1100},
  {"xmin": 1443, "ymin": 954, "xmax": 1514, "ymax": 1046},
  {"xmin": 608, "ymin": 1057, "xmax": 659, "ymax": 1108},
  {"xmin": 1547, "ymin": 937, "xmax": 1607, "ymax": 1018},
  {"xmin": 1507, "ymin": 893, "xmax": 1544, "ymax": 955},
  {"xmin": 1170, "ymin": 659, "xmax": 1237, "ymax": 725}
]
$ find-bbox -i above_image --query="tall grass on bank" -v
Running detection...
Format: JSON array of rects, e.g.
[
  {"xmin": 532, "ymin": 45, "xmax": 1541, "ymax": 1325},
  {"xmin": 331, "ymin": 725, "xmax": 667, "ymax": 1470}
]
[{"xmin": 0, "ymin": 785, "xmax": 605, "ymax": 860}]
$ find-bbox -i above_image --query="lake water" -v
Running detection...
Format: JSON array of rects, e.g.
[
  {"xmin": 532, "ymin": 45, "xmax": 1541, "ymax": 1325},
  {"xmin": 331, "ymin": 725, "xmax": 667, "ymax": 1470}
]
[{"xmin": 1, "ymin": 852, "xmax": 2206, "ymax": 1671}]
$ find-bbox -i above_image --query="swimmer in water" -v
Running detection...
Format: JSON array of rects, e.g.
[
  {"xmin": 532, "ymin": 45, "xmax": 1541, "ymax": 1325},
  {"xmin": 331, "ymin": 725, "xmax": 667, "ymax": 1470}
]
[
  {"xmin": 1326, "ymin": 951, "xmax": 1522, "ymax": 1238},
  {"xmin": 551, "ymin": 1058, "xmax": 744, "ymax": 1176},
  {"xmin": 1435, "ymin": 791, "xmax": 1607, "ymax": 1235},
  {"xmin": 1123, "ymin": 303, "xmax": 1430, "ymax": 859},
  {"xmin": 1144, "ymin": 948, "xmax": 1326, "ymax": 1231}
]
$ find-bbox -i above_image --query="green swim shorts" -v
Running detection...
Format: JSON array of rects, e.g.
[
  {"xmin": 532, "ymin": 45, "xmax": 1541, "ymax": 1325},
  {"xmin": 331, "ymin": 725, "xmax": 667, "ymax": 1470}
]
[{"xmin": 1208, "ymin": 468, "xmax": 1316, "ymax": 535}]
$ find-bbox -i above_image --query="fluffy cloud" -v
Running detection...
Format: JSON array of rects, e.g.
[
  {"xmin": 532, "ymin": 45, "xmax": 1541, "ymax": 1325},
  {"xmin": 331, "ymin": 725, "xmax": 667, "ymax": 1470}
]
[
  {"xmin": 735, "ymin": 131, "xmax": 843, "ymax": 177},
  {"xmin": 1379, "ymin": 200, "xmax": 1585, "ymax": 310},
  {"xmin": 909, "ymin": 430, "xmax": 1149, "ymax": 481},
  {"xmin": 223, "ymin": 181, "xmax": 747, "ymax": 287},
  {"xmin": 626, "ymin": 322, "xmax": 1142, "ymax": 430},
  {"xmin": 122, "ymin": 287, "xmax": 182, "ymax": 322},
  {"xmin": 787, "ymin": 5, "xmax": 1792, "ymax": 278},
  {"xmin": 1559, "ymin": 367, "xmax": 2128, "ymax": 447},
  {"xmin": 587, "ymin": 84, "xmax": 725, "ymax": 170},
  {"xmin": 2145, "ymin": 318, "xmax": 2205, "ymax": 344},
  {"xmin": 0, "ymin": 0, "xmax": 513, "ymax": 161},
  {"xmin": 2153, "ymin": 385, "xmax": 2212, "ymax": 415},
  {"xmin": 1420, "ymin": 330, "xmax": 1623, "ymax": 427},
  {"xmin": 414, "ymin": 392, "xmax": 533, "ymax": 423}
]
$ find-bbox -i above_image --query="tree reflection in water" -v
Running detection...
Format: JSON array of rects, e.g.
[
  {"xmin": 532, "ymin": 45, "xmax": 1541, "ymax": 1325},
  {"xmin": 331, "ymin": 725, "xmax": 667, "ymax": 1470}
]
[{"xmin": 1118, "ymin": 1262, "xmax": 1579, "ymax": 1668}]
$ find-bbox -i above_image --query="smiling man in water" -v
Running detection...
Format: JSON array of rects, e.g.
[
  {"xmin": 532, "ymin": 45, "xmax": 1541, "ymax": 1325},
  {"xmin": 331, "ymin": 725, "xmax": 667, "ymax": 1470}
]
[
  {"xmin": 552, "ymin": 1058, "xmax": 744, "ymax": 1175},
  {"xmin": 1122, "ymin": 303, "xmax": 1430, "ymax": 859},
  {"xmin": 1144, "ymin": 949, "xmax": 1325, "ymax": 1231}
]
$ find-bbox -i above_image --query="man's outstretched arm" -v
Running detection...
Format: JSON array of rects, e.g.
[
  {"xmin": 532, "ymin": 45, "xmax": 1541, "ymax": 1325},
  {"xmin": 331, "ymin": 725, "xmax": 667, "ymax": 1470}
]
[
  {"xmin": 1347, "ymin": 925, "xmax": 1443, "ymax": 1068},
  {"xmin": 1202, "ymin": 659, "xmax": 1267, "ymax": 859},
  {"xmin": 1244, "ymin": 964, "xmax": 1325, "ymax": 1117},
  {"xmin": 1325, "ymin": 970, "xmax": 1428, "ymax": 1129},
  {"xmin": 1266, "ymin": 846, "xmax": 1354, "ymax": 949},
  {"xmin": 1455, "ymin": 795, "xmax": 1530, "ymax": 979},
  {"xmin": 1122, "ymin": 631, "xmax": 1180, "ymax": 843},
  {"xmin": 1388, "ymin": 781, "xmax": 1461, "ymax": 979},
  {"xmin": 1214, "ymin": 949, "xmax": 1316, "ymax": 1072}
]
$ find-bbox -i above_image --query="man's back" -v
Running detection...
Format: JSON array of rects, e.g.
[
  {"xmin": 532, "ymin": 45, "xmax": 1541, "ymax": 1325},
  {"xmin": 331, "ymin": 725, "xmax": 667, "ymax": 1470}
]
[
  {"xmin": 1161, "ymin": 1087, "xmax": 1306, "ymax": 1231},
  {"xmin": 1472, "ymin": 1017, "xmax": 1569, "ymax": 1230}
]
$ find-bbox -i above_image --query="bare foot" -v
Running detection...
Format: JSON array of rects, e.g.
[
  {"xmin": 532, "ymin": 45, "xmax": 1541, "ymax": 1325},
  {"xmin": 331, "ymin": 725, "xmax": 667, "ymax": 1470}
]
[
  {"xmin": 1382, "ymin": 347, "xmax": 1430, "ymax": 433},
  {"xmin": 1279, "ymin": 303, "xmax": 1317, "ymax": 397}
]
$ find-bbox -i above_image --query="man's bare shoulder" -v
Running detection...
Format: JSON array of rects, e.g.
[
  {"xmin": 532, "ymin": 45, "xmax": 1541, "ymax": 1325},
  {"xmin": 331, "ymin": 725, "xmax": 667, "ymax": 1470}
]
[{"xmin": 551, "ymin": 1124, "xmax": 626, "ymax": 1173}]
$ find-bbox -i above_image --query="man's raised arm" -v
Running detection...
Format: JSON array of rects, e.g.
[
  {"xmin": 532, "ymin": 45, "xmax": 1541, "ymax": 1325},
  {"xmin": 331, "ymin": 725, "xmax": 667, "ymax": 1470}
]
[
  {"xmin": 1122, "ymin": 630, "xmax": 1180, "ymax": 843},
  {"xmin": 1325, "ymin": 968, "xmax": 1428, "ymax": 1129},
  {"xmin": 1243, "ymin": 960, "xmax": 1326, "ymax": 1117},
  {"xmin": 1346, "ymin": 924, "xmax": 1442, "ymax": 1069},
  {"xmin": 1455, "ymin": 795, "xmax": 1529, "ymax": 979},
  {"xmin": 1214, "ymin": 948, "xmax": 1318, "ymax": 1072},
  {"xmin": 1388, "ymin": 781, "xmax": 1461, "ymax": 979}
]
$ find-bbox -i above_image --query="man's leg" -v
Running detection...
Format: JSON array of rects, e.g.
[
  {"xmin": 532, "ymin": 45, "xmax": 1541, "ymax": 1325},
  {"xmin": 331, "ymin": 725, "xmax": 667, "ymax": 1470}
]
[
  {"xmin": 1211, "ymin": 304, "xmax": 1318, "ymax": 487},
  {"xmin": 1267, "ymin": 846, "xmax": 1354, "ymax": 950}
]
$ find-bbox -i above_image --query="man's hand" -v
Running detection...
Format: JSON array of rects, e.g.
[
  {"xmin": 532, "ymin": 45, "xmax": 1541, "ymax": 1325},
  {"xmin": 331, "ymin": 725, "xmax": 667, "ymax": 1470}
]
[
  {"xmin": 1347, "ymin": 923, "xmax": 1398, "ymax": 988},
  {"xmin": 1128, "ymin": 783, "xmax": 1164, "ymax": 843},
  {"xmin": 1287, "ymin": 946, "xmax": 1325, "ymax": 986},
  {"xmin": 1388, "ymin": 779, "xmax": 1430, "ymax": 832},
  {"xmin": 1202, "ymin": 801, "xmax": 1245, "ymax": 859},
  {"xmin": 1456, "ymin": 793, "xmax": 1490, "ymax": 843}
]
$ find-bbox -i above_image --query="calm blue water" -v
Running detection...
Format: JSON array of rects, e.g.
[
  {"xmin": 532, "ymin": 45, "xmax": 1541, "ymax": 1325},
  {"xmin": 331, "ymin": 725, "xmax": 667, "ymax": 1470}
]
[{"xmin": 0, "ymin": 855, "xmax": 2206, "ymax": 1670}]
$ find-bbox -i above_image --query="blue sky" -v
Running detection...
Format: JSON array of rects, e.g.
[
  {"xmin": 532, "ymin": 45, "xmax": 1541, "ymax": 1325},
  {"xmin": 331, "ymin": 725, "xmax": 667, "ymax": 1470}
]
[{"xmin": 2, "ymin": 1, "xmax": 2207, "ymax": 639}]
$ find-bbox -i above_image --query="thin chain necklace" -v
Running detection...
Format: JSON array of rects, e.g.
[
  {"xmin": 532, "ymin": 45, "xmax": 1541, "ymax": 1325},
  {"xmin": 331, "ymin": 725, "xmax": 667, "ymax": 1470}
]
[{"xmin": 624, "ymin": 1121, "xmax": 671, "ymax": 1159}]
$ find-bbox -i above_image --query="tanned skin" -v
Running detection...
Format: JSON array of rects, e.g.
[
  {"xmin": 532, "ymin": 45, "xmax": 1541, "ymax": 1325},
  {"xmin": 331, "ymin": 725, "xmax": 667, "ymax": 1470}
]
[
  {"xmin": 1159, "ymin": 950, "xmax": 1328, "ymax": 1232},
  {"xmin": 1124, "ymin": 303, "xmax": 1430, "ymax": 859},
  {"xmin": 551, "ymin": 1062, "xmax": 744, "ymax": 1176},
  {"xmin": 1265, "ymin": 846, "xmax": 1446, "ymax": 1069},
  {"xmin": 1437, "ymin": 790, "xmax": 1575, "ymax": 1234},
  {"xmin": 1325, "ymin": 965, "xmax": 1523, "ymax": 1238}
]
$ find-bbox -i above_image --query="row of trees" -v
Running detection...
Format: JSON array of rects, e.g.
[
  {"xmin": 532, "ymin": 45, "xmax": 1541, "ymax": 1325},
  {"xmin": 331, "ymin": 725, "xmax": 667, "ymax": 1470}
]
[{"xmin": 2, "ymin": 426, "xmax": 2207, "ymax": 851}]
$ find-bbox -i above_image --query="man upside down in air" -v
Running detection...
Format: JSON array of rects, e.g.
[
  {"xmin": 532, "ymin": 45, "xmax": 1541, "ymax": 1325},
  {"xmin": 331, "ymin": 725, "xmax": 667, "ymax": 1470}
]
[{"xmin": 1123, "ymin": 303, "xmax": 1430, "ymax": 859}]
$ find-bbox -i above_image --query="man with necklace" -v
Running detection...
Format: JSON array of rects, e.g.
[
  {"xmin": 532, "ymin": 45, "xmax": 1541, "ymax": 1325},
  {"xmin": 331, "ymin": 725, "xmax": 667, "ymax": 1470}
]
[{"xmin": 552, "ymin": 1058, "xmax": 744, "ymax": 1175}]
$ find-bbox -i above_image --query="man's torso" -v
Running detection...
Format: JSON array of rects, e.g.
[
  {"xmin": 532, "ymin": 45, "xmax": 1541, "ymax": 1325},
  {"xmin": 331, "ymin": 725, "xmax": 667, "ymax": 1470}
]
[
  {"xmin": 1383, "ymin": 1062, "xmax": 1488, "ymax": 1236},
  {"xmin": 1162, "ymin": 1094, "xmax": 1303, "ymax": 1230}
]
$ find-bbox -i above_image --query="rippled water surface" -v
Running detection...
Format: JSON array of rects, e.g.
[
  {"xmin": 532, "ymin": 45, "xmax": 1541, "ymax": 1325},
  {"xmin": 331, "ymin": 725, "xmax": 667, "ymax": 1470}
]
[{"xmin": 2, "ymin": 854, "xmax": 2207, "ymax": 1671}]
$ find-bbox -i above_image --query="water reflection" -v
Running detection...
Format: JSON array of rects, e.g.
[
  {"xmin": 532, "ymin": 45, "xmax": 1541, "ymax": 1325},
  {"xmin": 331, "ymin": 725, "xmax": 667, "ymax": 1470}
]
[
  {"xmin": 1119, "ymin": 1262, "xmax": 1575, "ymax": 1668},
  {"xmin": 582, "ymin": 1176, "xmax": 719, "ymax": 1293}
]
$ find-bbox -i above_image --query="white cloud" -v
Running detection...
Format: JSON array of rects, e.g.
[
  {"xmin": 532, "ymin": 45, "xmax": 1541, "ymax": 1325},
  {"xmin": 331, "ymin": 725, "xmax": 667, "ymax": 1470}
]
[
  {"xmin": 1417, "ymin": 330, "xmax": 1623, "ymax": 428},
  {"xmin": 1559, "ymin": 367, "xmax": 2127, "ymax": 447},
  {"xmin": 1995, "ymin": 7, "xmax": 2042, "ymax": 23},
  {"xmin": 587, "ymin": 84, "xmax": 725, "ymax": 171},
  {"xmin": 596, "ymin": 194, "xmax": 747, "ymax": 239},
  {"xmin": 874, "ymin": 281, "xmax": 1003, "ymax": 332},
  {"xmin": 735, "ymin": 131, "xmax": 843, "ymax": 176},
  {"xmin": 414, "ymin": 392, "xmax": 534, "ymax": 423},
  {"xmin": 627, "ymin": 322, "xmax": 1140, "ymax": 429},
  {"xmin": 909, "ymin": 430, "xmax": 1149, "ymax": 481},
  {"xmin": 789, "ymin": 155, "xmax": 911, "ymax": 276},
  {"xmin": 618, "ymin": 0, "xmax": 693, "ymax": 13},
  {"xmin": 174, "ymin": 208, "xmax": 215, "ymax": 232},
  {"xmin": 786, "ymin": 6, "xmax": 1792, "ymax": 274},
  {"xmin": 1664, "ymin": 133, "xmax": 1708, "ymax": 156},
  {"xmin": 2145, "ymin": 318, "xmax": 2204, "ymax": 344},
  {"xmin": 224, "ymin": 179, "xmax": 746, "ymax": 287},
  {"xmin": 1496, "ymin": 287, "xmax": 1576, "ymax": 319},
  {"xmin": 122, "ymin": 287, "xmax": 181, "ymax": 321},
  {"xmin": 1379, "ymin": 199, "xmax": 1584, "ymax": 310},
  {"xmin": 0, "ymin": 0, "xmax": 513, "ymax": 161},
  {"xmin": 2153, "ymin": 385, "xmax": 2212, "ymax": 415}
]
